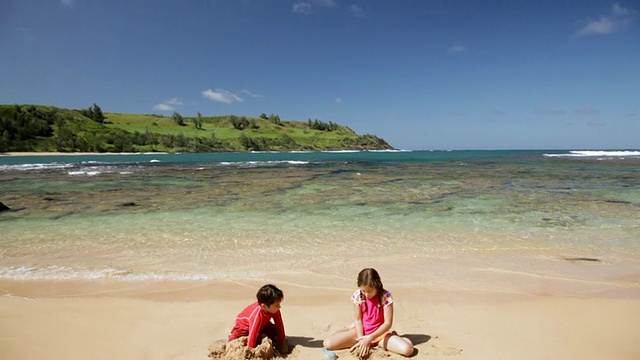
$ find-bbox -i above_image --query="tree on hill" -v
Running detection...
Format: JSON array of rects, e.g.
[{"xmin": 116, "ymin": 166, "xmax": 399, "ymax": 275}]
[
  {"xmin": 269, "ymin": 113, "xmax": 282, "ymax": 125},
  {"xmin": 308, "ymin": 118, "xmax": 337, "ymax": 131},
  {"xmin": 340, "ymin": 134, "xmax": 391, "ymax": 149},
  {"xmin": 91, "ymin": 103, "xmax": 105, "ymax": 123},
  {"xmin": 229, "ymin": 115, "xmax": 250, "ymax": 130},
  {"xmin": 194, "ymin": 112, "xmax": 203, "ymax": 129},
  {"xmin": 172, "ymin": 111, "xmax": 185, "ymax": 126},
  {"xmin": 0, "ymin": 105, "xmax": 56, "ymax": 151},
  {"xmin": 80, "ymin": 103, "xmax": 105, "ymax": 123}
]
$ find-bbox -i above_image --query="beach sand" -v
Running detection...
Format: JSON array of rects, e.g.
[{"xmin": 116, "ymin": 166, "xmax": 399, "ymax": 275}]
[{"xmin": 1, "ymin": 278, "xmax": 639, "ymax": 360}]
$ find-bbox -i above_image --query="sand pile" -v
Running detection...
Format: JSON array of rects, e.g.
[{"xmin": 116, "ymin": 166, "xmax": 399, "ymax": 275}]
[
  {"xmin": 208, "ymin": 336, "xmax": 395, "ymax": 359},
  {"xmin": 349, "ymin": 346, "xmax": 393, "ymax": 359},
  {"xmin": 208, "ymin": 337, "xmax": 288, "ymax": 360}
]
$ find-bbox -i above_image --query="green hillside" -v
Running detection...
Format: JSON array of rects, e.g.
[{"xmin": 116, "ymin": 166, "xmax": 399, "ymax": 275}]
[{"xmin": 0, "ymin": 104, "xmax": 393, "ymax": 153}]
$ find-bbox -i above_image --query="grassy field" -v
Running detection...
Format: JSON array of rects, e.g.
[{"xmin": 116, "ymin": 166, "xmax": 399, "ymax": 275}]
[
  {"xmin": 1, "ymin": 105, "xmax": 392, "ymax": 152},
  {"xmin": 103, "ymin": 112, "xmax": 370, "ymax": 149}
]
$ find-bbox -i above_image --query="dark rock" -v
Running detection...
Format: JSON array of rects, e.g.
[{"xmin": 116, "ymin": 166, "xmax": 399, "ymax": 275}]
[
  {"xmin": 50, "ymin": 211, "xmax": 76, "ymax": 220},
  {"xmin": 120, "ymin": 202, "xmax": 137, "ymax": 207},
  {"xmin": 604, "ymin": 199, "xmax": 631, "ymax": 204},
  {"xmin": 563, "ymin": 257, "xmax": 601, "ymax": 262},
  {"xmin": 0, "ymin": 202, "xmax": 10, "ymax": 212}
]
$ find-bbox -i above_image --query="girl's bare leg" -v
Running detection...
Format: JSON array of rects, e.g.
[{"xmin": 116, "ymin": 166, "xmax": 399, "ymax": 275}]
[
  {"xmin": 323, "ymin": 328, "xmax": 358, "ymax": 350},
  {"xmin": 383, "ymin": 334, "xmax": 414, "ymax": 356}
]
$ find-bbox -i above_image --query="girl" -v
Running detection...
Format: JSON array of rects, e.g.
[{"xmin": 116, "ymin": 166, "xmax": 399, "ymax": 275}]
[{"xmin": 323, "ymin": 268, "xmax": 414, "ymax": 358}]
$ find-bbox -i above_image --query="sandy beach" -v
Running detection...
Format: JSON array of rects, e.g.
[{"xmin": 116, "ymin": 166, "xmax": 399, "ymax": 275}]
[
  {"xmin": 2, "ymin": 150, "xmax": 639, "ymax": 359},
  {"xmin": 1, "ymin": 277, "xmax": 639, "ymax": 360}
]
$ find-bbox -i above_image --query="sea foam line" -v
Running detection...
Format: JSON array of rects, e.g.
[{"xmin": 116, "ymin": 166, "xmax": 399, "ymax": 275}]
[
  {"xmin": 0, "ymin": 265, "xmax": 211, "ymax": 281},
  {"xmin": 0, "ymin": 163, "xmax": 75, "ymax": 171},
  {"xmin": 217, "ymin": 160, "xmax": 309, "ymax": 167},
  {"xmin": 544, "ymin": 150, "xmax": 640, "ymax": 158}
]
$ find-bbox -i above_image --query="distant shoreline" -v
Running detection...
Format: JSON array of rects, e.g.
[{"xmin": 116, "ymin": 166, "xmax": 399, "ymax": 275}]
[{"xmin": 0, "ymin": 152, "xmax": 161, "ymax": 157}]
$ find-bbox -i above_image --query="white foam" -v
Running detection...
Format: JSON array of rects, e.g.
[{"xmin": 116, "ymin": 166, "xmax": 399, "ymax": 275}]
[
  {"xmin": 322, "ymin": 150, "xmax": 361, "ymax": 153},
  {"xmin": 0, "ymin": 163, "xmax": 74, "ymax": 171},
  {"xmin": 544, "ymin": 150, "xmax": 640, "ymax": 158},
  {"xmin": 0, "ymin": 265, "xmax": 211, "ymax": 281},
  {"xmin": 368, "ymin": 149, "xmax": 411, "ymax": 152},
  {"xmin": 68, "ymin": 171, "xmax": 101, "ymax": 176},
  {"xmin": 217, "ymin": 160, "xmax": 309, "ymax": 167}
]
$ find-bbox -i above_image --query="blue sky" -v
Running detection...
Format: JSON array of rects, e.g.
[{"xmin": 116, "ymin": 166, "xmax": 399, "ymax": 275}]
[{"xmin": 1, "ymin": 0, "xmax": 638, "ymax": 150}]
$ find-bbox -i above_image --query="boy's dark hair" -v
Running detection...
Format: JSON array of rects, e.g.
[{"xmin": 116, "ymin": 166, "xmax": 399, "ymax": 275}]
[{"xmin": 256, "ymin": 284, "xmax": 283, "ymax": 306}]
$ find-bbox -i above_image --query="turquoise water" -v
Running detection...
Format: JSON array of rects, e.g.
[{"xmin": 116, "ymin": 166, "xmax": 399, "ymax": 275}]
[{"xmin": 1, "ymin": 150, "xmax": 639, "ymax": 289}]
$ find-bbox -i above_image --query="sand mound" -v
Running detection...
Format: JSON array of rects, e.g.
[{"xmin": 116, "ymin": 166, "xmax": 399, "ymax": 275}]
[
  {"xmin": 207, "ymin": 337, "xmax": 392, "ymax": 360},
  {"xmin": 208, "ymin": 336, "xmax": 288, "ymax": 359},
  {"xmin": 349, "ymin": 345, "xmax": 392, "ymax": 359}
]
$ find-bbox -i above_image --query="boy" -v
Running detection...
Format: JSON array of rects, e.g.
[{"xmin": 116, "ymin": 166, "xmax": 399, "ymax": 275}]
[{"xmin": 227, "ymin": 284, "xmax": 288, "ymax": 354}]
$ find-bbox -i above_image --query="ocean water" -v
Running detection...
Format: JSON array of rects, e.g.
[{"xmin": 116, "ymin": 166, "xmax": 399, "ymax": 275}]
[{"xmin": 1, "ymin": 150, "xmax": 639, "ymax": 292}]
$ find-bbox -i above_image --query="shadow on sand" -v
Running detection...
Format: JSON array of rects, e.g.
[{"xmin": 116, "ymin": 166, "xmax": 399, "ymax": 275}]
[
  {"xmin": 401, "ymin": 333, "xmax": 431, "ymax": 357},
  {"xmin": 287, "ymin": 335, "xmax": 325, "ymax": 349}
]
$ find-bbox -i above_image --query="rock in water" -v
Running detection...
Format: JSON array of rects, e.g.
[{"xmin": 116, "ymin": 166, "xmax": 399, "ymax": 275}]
[{"xmin": 0, "ymin": 202, "xmax": 10, "ymax": 212}]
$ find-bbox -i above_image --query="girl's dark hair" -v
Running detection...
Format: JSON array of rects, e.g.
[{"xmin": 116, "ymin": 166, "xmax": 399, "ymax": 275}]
[
  {"xmin": 256, "ymin": 284, "xmax": 284, "ymax": 306},
  {"xmin": 357, "ymin": 268, "xmax": 384, "ymax": 308}
]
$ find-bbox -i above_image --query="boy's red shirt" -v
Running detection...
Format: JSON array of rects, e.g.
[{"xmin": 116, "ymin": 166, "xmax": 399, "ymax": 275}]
[{"xmin": 228, "ymin": 301, "xmax": 285, "ymax": 348}]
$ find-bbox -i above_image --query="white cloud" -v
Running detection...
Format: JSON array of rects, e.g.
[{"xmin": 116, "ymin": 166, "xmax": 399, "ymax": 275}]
[
  {"xmin": 350, "ymin": 5, "xmax": 365, "ymax": 18},
  {"xmin": 613, "ymin": 3, "xmax": 632, "ymax": 16},
  {"xmin": 60, "ymin": 0, "xmax": 73, "ymax": 8},
  {"xmin": 576, "ymin": 3, "xmax": 636, "ymax": 36},
  {"xmin": 447, "ymin": 44, "xmax": 466, "ymax": 53},
  {"xmin": 577, "ymin": 16, "xmax": 616, "ymax": 35},
  {"xmin": 202, "ymin": 89, "xmax": 243, "ymax": 104},
  {"xmin": 153, "ymin": 98, "xmax": 183, "ymax": 112},
  {"xmin": 153, "ymin": 103, "xmax": 175, "ymax": 112},
  {"xmin": 240, "ymin": 90, "xmax": 263, "ymax": 98},
  {"xmin": 293, "ymin": 2, "xmax": 312, "ymax": 14},
  {"xmin": 165, "ymin": 98, "xmax": 183, "ymax": 106}
]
